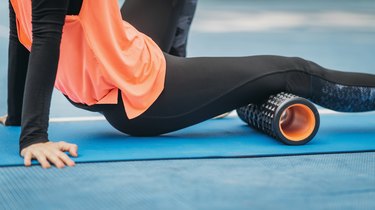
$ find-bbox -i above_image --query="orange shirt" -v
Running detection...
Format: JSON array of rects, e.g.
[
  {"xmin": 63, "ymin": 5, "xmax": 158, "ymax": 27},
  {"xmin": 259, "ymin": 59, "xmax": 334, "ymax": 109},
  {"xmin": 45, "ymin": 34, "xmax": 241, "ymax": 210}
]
[{"xmin": 10, "ymin": 0, "xmax": 166, "ymax": 119}]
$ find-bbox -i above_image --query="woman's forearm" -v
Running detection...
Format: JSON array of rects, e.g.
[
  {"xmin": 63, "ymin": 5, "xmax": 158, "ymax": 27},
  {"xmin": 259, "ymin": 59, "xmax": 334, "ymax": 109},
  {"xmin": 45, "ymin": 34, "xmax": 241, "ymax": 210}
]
[
  {"xmin": 6, "ymin": 0, "xmax": 30, "ymax": 126},
  {"xmin": 19, "ymin": 0, "xmax": 69, "ymax": 152}
]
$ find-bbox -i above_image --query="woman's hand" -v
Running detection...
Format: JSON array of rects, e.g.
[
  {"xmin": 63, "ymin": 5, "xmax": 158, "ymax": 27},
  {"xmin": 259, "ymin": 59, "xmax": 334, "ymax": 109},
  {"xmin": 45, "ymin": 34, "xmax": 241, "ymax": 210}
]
[
  {"xmin": 21, "ymin": 141, "xmax": 78, "ymax": 168},
  {"xmin": 0, "ymin": 115, "xmax": 7, "ymax": 125}
]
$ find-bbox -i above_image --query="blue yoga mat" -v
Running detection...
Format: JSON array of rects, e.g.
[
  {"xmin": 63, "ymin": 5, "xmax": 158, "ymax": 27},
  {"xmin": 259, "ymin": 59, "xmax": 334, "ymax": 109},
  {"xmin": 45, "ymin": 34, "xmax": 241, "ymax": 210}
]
[{"xmin": 1, "ymin": 113, "xmax": 375, "ymax": 167}]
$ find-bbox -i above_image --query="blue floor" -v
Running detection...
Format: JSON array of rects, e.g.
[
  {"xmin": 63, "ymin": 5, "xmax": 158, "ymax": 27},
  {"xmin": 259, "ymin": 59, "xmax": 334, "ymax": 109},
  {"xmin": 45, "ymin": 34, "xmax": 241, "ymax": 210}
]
[
  {"xmin": 1, "ymin": 0, "xmax": 375, "ymax": 209},
  {"xmin": 2, "ymin": 114, "xmax": 375, "ymax": 167},
  {"xmin": 1, "ymin": 153, "xmax": 374, "ymax": 210}
]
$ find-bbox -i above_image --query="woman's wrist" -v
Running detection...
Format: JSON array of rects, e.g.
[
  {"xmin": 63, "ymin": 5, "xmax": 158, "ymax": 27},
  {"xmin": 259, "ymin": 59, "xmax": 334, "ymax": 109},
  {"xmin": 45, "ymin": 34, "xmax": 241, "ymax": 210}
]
[{"xmin": 19, "ymin": 137, "xmax": 50, "ymax": 155}]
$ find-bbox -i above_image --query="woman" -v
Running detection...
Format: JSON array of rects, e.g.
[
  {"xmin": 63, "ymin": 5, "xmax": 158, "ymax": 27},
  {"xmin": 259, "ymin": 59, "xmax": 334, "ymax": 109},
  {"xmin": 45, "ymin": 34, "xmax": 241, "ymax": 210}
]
[{"xmin": 2, "ymin": 0, "xmax": 375, "ymax": 169}]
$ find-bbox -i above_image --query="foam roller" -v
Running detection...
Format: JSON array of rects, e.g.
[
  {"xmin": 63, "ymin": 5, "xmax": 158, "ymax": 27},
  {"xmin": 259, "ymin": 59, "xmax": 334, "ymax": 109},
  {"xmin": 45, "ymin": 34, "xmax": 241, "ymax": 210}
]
[{"xmin": 236, "ymin": 92, "xmax": 320, "ymax": 145}]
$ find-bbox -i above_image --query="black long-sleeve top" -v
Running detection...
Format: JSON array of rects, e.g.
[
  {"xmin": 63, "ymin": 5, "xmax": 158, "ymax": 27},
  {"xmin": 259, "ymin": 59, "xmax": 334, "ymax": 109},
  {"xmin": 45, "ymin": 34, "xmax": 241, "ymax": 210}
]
[{"xmin": 7, "ymin": 0, "xmax": 83, "ymax": 152}]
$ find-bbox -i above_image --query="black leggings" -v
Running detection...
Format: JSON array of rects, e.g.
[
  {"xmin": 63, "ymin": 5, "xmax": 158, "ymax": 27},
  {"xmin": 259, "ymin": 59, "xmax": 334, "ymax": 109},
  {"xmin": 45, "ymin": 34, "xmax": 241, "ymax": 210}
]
[
  {"xmin": 121, "ymin": 0, "xmax": 197, "ymax": 57},
  {"xmin": 102, "ymin": 53, "xmax": 375, "ymax": 136},
  {"xmin": 94, "ymin": 2, "xmax": 375, "ymax": 136}
]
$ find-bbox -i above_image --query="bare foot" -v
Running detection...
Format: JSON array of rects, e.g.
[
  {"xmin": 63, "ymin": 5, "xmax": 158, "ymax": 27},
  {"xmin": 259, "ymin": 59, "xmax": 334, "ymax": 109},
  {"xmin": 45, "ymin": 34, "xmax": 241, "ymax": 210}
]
[
  {"xmin": 0, "ymin": 115, "xmax": 8, "ymax": 125},
  {"xmin": 213, "ymin": 111, "xmax": 232, "ymax": 119}
]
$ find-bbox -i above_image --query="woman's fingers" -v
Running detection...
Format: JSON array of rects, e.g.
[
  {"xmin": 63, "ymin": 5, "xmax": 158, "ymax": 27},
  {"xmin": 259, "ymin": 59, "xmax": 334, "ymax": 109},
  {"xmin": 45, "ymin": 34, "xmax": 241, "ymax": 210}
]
[
  {"xmin": 33, "ymin": 151, "xmax": 51, "ymax": 169},
  {"xmin": 56, "ymin": 151, "xmax": 75, "ymax": 167},
  {"xmin": 21, "ymin": 141, "xmax": 78, "ymax": 168},
  {"xmin": 23, "ymin": 151, "xmax": 32, "ymax": 167},
  {"xmin": 58, "ymin": 141, "xmax": 79, "ymax": 157},
  {"xmin": 43, "ymin": 150, "xmax": 65, "ymax": 168},
  {"xmin": 69, "ymin": 145, "xmax": 78, "ymax": 157}
]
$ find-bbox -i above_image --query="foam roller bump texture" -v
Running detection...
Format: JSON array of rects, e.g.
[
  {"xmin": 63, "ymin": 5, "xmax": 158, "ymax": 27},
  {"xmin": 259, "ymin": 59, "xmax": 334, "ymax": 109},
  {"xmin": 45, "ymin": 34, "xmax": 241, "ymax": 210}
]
[{"xmin": 237, "ymin": 93, "xmax": 302, "ymax": 141}]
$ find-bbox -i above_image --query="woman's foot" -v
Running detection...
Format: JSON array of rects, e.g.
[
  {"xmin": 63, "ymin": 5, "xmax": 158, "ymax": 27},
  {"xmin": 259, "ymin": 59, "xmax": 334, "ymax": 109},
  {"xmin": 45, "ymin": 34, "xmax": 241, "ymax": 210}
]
[
  {"xmin": 0, "ymin": 115, "xmax": 8, "ymax": 125},
  {"xmin": 213, "ymin": 111, "xmax": 232, "ymax": 119}
]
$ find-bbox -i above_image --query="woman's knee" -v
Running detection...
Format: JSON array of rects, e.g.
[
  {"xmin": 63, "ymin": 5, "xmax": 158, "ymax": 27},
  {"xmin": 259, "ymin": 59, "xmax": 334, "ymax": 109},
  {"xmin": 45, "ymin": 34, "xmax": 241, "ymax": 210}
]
[{"xmin": 287, "ymin": 56, "xmax": 311, "ymax": 72}]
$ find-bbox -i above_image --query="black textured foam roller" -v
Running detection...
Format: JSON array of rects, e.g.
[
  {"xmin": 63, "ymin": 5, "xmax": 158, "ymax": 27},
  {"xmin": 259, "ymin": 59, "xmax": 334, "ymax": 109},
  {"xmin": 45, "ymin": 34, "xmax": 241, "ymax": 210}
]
[{"xmin": 236, "ymin": 92, "xmax": 320, "ymax": 145}]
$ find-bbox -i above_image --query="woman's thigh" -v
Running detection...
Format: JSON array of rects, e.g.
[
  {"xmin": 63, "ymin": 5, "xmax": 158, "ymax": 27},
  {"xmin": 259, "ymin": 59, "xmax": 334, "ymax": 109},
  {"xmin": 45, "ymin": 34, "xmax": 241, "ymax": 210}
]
[{"xmin": 103, "ymin": 54, "xmax": 314, "ymax": 136}]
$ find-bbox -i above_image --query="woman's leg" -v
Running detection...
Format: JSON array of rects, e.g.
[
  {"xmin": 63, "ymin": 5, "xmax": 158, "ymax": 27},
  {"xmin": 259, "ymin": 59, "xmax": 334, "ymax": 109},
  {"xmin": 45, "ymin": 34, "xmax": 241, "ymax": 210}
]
[
  {"xmin": 120, "ymin": 0, "xmax": 185, "ymax": 52},
  {"xmin": 169, "ymin": 0, "xmax": 198, "ymax": 57},
  {"xmin": 103, "ymin": 54, "xmax": 375, "ymax": 136}
]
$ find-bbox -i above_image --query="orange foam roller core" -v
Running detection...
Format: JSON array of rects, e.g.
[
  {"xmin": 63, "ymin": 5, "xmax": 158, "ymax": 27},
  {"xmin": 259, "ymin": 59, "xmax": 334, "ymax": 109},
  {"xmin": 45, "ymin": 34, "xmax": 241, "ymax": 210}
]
[{"xmin": 278, "ymin": 103, "xmax": 316, "ymax": 141}]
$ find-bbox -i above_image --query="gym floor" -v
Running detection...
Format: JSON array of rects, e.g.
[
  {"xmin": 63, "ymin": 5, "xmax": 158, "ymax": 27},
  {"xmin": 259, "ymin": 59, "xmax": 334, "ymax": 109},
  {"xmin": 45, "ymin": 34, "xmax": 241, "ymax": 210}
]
[{"xmin": 1, "ymin": 0, "xmax": 375, "ymax": 209}]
